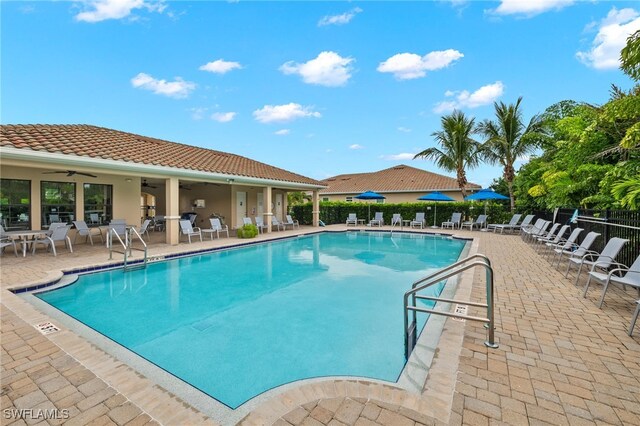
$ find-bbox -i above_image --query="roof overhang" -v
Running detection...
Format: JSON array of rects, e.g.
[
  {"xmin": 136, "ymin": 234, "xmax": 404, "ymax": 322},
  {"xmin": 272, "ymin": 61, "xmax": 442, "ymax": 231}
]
[
  {"xmin": 1, "ymin": 147, "xmax": 326, "ymax": 190},
  {"xmin": 319, "ymin": 188, "xmax": 476, "ymax": 195}
]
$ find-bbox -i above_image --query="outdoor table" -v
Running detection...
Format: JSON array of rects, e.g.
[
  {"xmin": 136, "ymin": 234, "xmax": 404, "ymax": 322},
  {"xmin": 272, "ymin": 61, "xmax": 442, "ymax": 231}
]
[
  {"xmin": 357, "ymin": 219, "xmax": 366, "ymax": 226},
  {"xmin": 3, "ymin": 230, "xmax": 49, "ymax": 257},
  {"xmin": 402, "ymin": 220, "xmax": 412, "ymax": 229}
]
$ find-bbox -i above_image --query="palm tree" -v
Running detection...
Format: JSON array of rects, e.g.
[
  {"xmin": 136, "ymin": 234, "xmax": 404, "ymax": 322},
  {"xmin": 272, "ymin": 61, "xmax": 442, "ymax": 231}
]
[
  {"xmin": 413, "ymin": 110, "xmax": 481, "ymax": 198},
  {"xmin": 477, "ymin": 97, "xmax": 546, "ymax": 212}
]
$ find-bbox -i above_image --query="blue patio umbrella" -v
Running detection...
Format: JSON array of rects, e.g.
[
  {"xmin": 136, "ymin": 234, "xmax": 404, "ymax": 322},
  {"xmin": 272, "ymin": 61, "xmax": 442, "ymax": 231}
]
[
  {"xmin": 465, "ymin": 188, "xmax": 509, "ymax": 214},
  {"xmin": 417, "ymin": 191, "xmax": 454, "ymax": 228},
  {"xmin": 354, "ymin": 190, "xmax": 386, "ymax": 221}
]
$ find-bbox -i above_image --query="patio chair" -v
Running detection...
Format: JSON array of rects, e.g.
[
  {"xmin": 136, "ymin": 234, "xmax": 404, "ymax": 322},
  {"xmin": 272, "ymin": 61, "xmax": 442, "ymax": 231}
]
[
  {"xmin": 72, "ymin": 220, "xmax": 104, "ymax": 245},
  {"xmin": 523, "ymin": 220, "xmax": 550, "ymax": 242},
  {"xmin": 32, "ymin": 225, "xmax": 73, "ymax": 256},
  {"xmin": 153, "ymin": 215, "xmax": 165, "ymax": 232},
  {"xmin": 536, "ymin": 224, "xmax": 569, "ymax": 252},
  {"xmin": 410, "ymin": 212, "xmax": 425, "ymax": 229},
  {"xmin": 108, "ymin": 220, "xmax": 128, "ymax": 246},
  {"xmin": 254, "ymin": 217, "xmax": 268, "ymax": 234},
  {"xmin": 211, "ymin": 218, "xmax": 229, "ymax": 238},
  {"xmin": 89, "ymin": 213, "xmax": 101, "ymax": 225},
  {"xmin": 369, "ymin": 212, "xmax": 383, "ymax": 227},
  {"xmin": 391, "ymin": 214, "xmax": 402, "ymax": 227},
  {"xmin": 461, "ymin": 214, "xmax": 487, "ymax": 231},
  {"xmin": 48, "ymin": 214, "xmax": 60, "ymax": 224},
  {"xmin": 284, "ymin": 215, "xmax": 300, "ymax": 230},
  {"xmin": 513, "ymin": 214, "xmax": 535, "ymax": 233},
  {"xmin": 346, "ymin": 213, "xmax": 357, "ymax": 226},
  {"xmin": 442, "ymin": 212, "xmax": 462, "ymax": 229},
  {"xmin": 47, "ymin": 222, "xmax": 66, "ymax": 235},
  {"xmin": 242, "ymin": 217, "xmax": 253, "ymax": 227},
  {"xmin": 179, "ymin": 219, "xmax": 202, "ymax": 243},
  {"xmin": 532, "ymin": 223, "xmax": 561, "ymax": 247},
  {"xmin": 488, "ymin": 213, "xmax": 523, "ymax": 234},
  {"xmin": 630, "ymin": 300, "xmax": 640, "ymax": 336},
  {"xmin": 583, "ymin": 253, "xmax": 640, "ymax": 308},
  {"xmin": 138, "ymin": 219, "xmax": 151, "ymax": 240},
  {"xmin": 272, "ymin": 216, "xmax": 284, "ymax": 231},
  {"xmin": 0, "ymin": 237, "xmax": 18, "ymax": 257},
  {"xmin": 568, "ymin": 237, "xmax": 629, "ymax": 286},
  {"xmin": 543, "ymin": 227, "xmax": 583, "ymax": 259},
  {"xmin": 553, "ymin": 231, "xmax": 599, "ymax": 268}
]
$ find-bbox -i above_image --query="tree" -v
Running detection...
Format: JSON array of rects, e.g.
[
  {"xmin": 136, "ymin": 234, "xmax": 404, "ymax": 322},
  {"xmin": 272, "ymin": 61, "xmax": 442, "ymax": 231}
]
[
  {"xmin": 621, "ymin": 29, "xmax": 640, "ymax": 81},
  {"xmin": 413, "ymin": 110, "xmax": 481, "ymax": 197},
  {"xmin": 477, "ymin": 97, "xmax": 546, "ymax": 212}
]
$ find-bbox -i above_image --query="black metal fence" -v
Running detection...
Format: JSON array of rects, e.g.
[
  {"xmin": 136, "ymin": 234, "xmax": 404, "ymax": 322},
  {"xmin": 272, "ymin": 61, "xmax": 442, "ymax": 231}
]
[{"xmin": 534, "ymin": 208, "xmax": 640, "ymax": 268}]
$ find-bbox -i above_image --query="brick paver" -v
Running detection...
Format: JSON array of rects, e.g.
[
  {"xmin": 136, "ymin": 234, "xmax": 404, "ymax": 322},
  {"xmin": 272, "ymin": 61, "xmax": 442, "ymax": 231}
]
[{"xmin": 2, "ymin": 226, "xmax": 639, "ymax": 425}]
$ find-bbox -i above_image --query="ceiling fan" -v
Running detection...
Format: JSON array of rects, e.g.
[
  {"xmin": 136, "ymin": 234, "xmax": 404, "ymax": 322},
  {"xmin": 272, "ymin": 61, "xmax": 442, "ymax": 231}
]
[
  {"xmin": 43, "ymin": 170, "xmax": 97, "ymax": 178},
  {"xmin": 141, "ymin": 180, "xmax": 157, "ymax": 189}
]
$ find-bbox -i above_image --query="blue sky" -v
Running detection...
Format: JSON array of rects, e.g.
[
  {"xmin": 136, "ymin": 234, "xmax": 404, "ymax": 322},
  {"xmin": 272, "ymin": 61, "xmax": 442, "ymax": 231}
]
[{"xmin": 2, "ymin": 1, "xmax": 639, "ymax": 187}]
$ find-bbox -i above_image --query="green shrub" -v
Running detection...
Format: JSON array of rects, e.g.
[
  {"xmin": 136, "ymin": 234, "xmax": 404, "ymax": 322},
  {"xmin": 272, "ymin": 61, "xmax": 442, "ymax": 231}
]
[{"xmin": 236, "ymin": 223, "xmax": 258, "ymax": 238}]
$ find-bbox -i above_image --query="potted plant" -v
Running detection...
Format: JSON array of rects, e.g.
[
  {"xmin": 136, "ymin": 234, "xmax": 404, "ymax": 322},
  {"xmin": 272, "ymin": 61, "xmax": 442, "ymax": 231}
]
[{"xmin": 236, "ymin": 223, "xmax": 258, "ymax": 239}]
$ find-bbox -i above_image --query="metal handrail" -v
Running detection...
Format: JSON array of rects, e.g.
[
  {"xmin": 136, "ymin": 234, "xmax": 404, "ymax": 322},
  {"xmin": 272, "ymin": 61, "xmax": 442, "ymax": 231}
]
[
  {"xmin": 403, "ymin": 254, "xmax": 497, "ymax": 359},
  {"xmin": 108, "ymin": 226, "xmax": 148, "ymax": 271}
]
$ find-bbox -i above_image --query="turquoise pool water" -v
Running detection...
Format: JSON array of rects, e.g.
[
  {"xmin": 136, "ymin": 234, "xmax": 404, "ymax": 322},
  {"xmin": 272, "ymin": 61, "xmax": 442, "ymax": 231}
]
[{"xmin": 37, "ymin": 232, "xmax": 467, "ymax": 408}]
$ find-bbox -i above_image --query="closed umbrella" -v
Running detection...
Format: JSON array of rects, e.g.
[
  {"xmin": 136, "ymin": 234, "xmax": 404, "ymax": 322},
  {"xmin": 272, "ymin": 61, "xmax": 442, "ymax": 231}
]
[
  {"xmin": 465, "ymin": 188, "xmax": 509, "ymax": 214},
  {"xmin": 354, "ymin": 190, "xmax": 386, "ymax": 221},
  {"xmin": 417, "ymin": 191, "xmax": 454, "ymax": 228}
]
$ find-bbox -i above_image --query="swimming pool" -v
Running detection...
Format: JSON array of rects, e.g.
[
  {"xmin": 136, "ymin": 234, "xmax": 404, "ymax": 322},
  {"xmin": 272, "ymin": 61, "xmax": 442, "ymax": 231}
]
[{"xmin": 36, "ymin": 231, "xmax": 467, "ymax": 409}]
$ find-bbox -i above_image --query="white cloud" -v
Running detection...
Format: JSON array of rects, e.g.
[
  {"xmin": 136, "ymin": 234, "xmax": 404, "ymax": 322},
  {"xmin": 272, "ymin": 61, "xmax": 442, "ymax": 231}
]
[
  {"xmin": 274, "ymin": 129, "xmax": 290, "ymax": 136},
  {"xmin": 577, "ymin": 8, "xmax": 640, "ymax": 70},
  {"xmin": 433, "ymin": 81, "xmax": 505, "ymax": 113},
  {"xmin": 199, "ymin": 59, "xmax": 243, "ymax": 74},
  {"xmin": 381, "ymin": 153, "xmax": 416, "ymax": 161},
  {"xmin": 318, "ymin": 7, "xmax": 362, "ymax": 26},
  {"xmin": 253, "ymin": 103, "xmax": 321, "ymax": 124},
  {"xmin": 75, "ymin": 0, "xmax": 166, "ymax": 23},
  {"xmin": 189, "ymin": 107, "xmax": 208, "ymax": 120},
  {"xmin": 377, "ymin": 49, "xmax": 464, "ymax": 80},
  {"xmin": 349, "ymin": 144, "xmax": 363, "ymax": 150},
  {"xmin": 131, "ymin": 73, "xmax": 195, "ymax": 99},
  {"xmin": 280, "ymin": 51, "xmax": 354, "ymax": 87},
  {"xmin": 211, "ymin": 112, "xmax": 236, "ymax": 123},
  {"xmin": 397, "ymin": 127, "xmax": 412, "ymax": 133},
  {"xmin": 491, "ymin": 0, "xmax": 573, "ymax": 17}
]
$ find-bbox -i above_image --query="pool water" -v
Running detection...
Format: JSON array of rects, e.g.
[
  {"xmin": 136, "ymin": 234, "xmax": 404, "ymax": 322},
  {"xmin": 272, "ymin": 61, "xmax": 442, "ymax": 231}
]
[{"xmin": 37, "ymin": 232, "xmax": 467, "ymax": 408}]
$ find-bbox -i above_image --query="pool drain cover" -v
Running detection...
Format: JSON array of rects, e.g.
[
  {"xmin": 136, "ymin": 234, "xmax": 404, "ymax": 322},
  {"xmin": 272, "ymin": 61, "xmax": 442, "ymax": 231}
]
[{"xmin": 35, "ymin": 322, "xmax": 60, "ymax": 335}]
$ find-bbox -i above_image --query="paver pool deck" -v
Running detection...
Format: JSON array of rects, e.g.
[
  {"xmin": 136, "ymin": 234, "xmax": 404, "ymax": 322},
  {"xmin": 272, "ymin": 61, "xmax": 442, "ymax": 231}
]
[{"xmin": 1, "ymin": 226, "xmax": 639, "ymax": 425}]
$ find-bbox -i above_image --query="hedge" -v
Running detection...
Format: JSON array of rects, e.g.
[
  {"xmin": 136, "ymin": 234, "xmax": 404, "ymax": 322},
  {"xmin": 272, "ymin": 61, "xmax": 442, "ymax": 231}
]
[{"xmin": 290, "ymin": 201, "xmax": 518, "ymax": 226}]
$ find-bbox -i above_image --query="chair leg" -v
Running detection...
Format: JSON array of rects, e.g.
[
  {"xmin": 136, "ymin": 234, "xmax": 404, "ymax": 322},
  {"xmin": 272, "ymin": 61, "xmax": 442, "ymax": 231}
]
[
  {"xmin": 597, "ymin": 279, "xmax": 612, "ymax": 308},
  {"xmin": 574, "ymin": 262, "xmax": 585, "ymax": 286},
  {"xmin": 582, "ymin": 275, "xmax": 594, "ymax": 298},
  {"xmin": 629, "ymin": 302, "xmax": 640, "ymax": 336},
  {"xmin": 66, "ymin": 237, "xmax": 73, "ymax": 253}
]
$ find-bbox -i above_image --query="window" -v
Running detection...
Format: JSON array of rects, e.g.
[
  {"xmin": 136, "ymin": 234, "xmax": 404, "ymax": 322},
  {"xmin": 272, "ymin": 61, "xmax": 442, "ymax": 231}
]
[
  {"xmin": 322, "ymin": 197, "xmax": 329, "ymax": 202},
  {"xmin": 346, "ymin": 196, "xmax": 353, "ymax": 202},
  {"xmin": 41, "ymin": 181, "xmax": 76, "ymax": 226},
  {"xmin": 84, "ymin": 184, "xmax": 113, "ymax": 225},
  {"xmin": 0, "ymin": 179, "xmax": 31, "ymax": 230},
  {"xmin": 376, "ymin": 199, "xmax": 385, "ymax": 204}
]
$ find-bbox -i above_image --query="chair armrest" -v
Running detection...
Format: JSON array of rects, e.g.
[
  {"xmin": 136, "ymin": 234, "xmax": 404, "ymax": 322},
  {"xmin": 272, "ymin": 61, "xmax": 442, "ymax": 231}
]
[
  {"xmin": 589, "ymin": 258, "xmax": 623, "ymax": 272},
  {"xmin": 193, "ymin": 227, "xmax": 201, "ymax": 232}
]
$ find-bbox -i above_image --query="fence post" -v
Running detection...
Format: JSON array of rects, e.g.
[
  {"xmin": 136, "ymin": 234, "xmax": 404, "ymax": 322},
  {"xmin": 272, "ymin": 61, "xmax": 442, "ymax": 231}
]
[{"xmin": 603, "ymin": 209, "xmax": 610, "ymax": 243}]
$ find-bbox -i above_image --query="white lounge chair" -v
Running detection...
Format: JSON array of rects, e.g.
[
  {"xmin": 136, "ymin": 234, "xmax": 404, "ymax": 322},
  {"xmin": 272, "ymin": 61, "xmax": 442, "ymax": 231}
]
[
  {"xmin": 283, "ymin": 215, "xmax": 299, "ymax": 230},
  {"xmin": 391, "ymin": 214, "xmax": 402, "ymax": 227},
  {"xmin": 583, "ymin": 254, "xmax": 640, "ymax": 308},
  {"xmin": 523, "ymin": 220, "xmax": 550, "ymax": 242},
  {"xmin": 272, "ymin": 216, "xmax": 284, "ymax": 231},
  {"xmin": 410, "ymin": 212, "xmax": 425, "ymax": 229},
  {"xmin": 532, "ymin": 223, "xmax": 561, "ymax": 247},
  {"xmin": 179, "ymin": 219, "xmax": 202, "ymax": 243},
  {"xmin": 554, "ymin": 231, "xmax": 600, "ymax": 268},
  {"xmin": 211, "ymin": 218, "xmax": 229, "ymax": 238},
  {"xmin": 442, "ymin": 212, "xmax": 462, "ymax": 229},
  {"xmin": 32, "ymin": 225, "xmax": 73, "ymax": 256},
  {"xmin": 72, "ymin": 220, "xmax": 104, "ymax": 245},
  {"xmin": 544, "ymin": 227, "xmax": 583, "ymax": 259},
  {"xmin": 254, "ymin": 217, "xmax": 268, "ymax": 234},
  {"xmin": 536, "ymin": 224, "xmax": 569, "ymax": 252},
  {"xmin": 461, "ymin": 214, "xmax": 487, "ymax": 231},
  {"xmin": 369, "ymin": 212, "xmax": 383, "ymax": 227},
  {"xmin": 489, "ymin": 213, "xmax": 523, "ymax": 234},
  {"xmin": 346, "ymin": 213, "xmax": 357, "ymax": 227},
  {"xmin": 569, "ymin": 237, "xmax": 629, "ymax": 286},
  {"xmin": 630, "ymin": 300, "xmax": 640, "ymax": 336}
]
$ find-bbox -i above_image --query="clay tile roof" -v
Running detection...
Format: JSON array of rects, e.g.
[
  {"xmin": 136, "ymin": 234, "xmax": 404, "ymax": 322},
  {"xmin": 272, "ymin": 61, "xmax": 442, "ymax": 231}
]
[
  {"xmin": 319, "ymin": 164, "xmax": 481, "ymax": 194},
  {"xmin": 0, "ymin": 124, "xmax": 324, "ymax": 187}
]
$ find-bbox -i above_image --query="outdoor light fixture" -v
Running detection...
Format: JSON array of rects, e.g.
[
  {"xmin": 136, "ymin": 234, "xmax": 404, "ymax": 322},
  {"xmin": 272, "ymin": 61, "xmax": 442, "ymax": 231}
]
[{"xmin": 125, "ymin": 178, "xmax": 133, "ymax": 183}]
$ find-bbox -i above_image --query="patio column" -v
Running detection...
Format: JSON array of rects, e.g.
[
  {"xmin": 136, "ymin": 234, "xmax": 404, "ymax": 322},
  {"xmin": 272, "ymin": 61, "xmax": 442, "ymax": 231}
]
[
  {"xmin": 263, "ymin": 186, "xmax": 272, "ymax": 233},
  {"xmin": 165, "ymin": 177, "xmax": 180, "ymax": 245},
  {"xmin": 76, "ymin": 183, "xmax": 84, "ymax": 224},
  {"xmin": 312, "ymin": 190, "xmax": 320, "ymax": 227}
]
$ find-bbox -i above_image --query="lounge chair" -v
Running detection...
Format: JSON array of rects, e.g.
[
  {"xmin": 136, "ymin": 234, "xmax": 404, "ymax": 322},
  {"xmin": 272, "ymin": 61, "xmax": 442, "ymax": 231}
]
[
  {"xmin": 369, "ymin": 212, "xmax": 383, "ymax": 227},
  {"xmin": 242, "ymin": 217, "xmax": 253, "ymax": 227},
  {"xmin": 583, "ymin": 254, "xmax": 640, "ymax": 308},
  {"xmin": 532, "ymin": 223, "xmax": 561, "ymax": 247},
  {"xmin": 536, "ymin": 224, "xmax": 569, "ymax": 252},
  {"xmin": 461, "ymin": 214, "xmax": 487, "ymax": 231},
  {"xmin": 283, "ymin": 215, "xmax": 300, "ymax": 230},
  {"xmin": 72, "ymin": 220, "xmax": 104, "ymax": 245},
  {"xmin": 410, "ymin": 212, "xmax": 425, "ymax": 229},
  {"xmin": 32, "ymin": 225, "xmax": 73, "ymax": 256},
  {"xmin": 488, "ymin": 214, "xmax": 523, "ymax": 234},
  {"xmin": 568, "ymin": 237, "xmax": 629, "ymax": 286},
  {"xmin": 522, "ymin": 220, "xmax": 550, "ymax": 242},
  {"xmin": 391, "ymin": 214, "xmax": 402, "ymax": 227},
  {"xmin": 630, "ymin": 300, "xmax": 640, "ymax": 336},
  {"xmin": 272, "ymin": 216, "xmax": 284, "ymax": 231},
  {"xmin": 442, "ymin": 212, "xmax": 462, "ymax": 229},
  {"xmin": 543, "ymin": 227, "xmax": 583, "ymax": 259},
  {"xmin": 211, "ymin": 218, "xmax": 229, "ymax": 238},
  {"xmin": 346, "ymin": 213, "xmax": 357, "ymax": 227},
  {"xmin": 138, "ymin": 219, "xmax": 151, "ymax": 240},
  {"xmin": 47, "ymin": 222, "xmax": 66, "ymax": 235},
  {"xmin": 254, "ymin": 217, "xmax": 268, "ymax": 234},
  {"xmin": 108, "ymin": 220, "xmax": 128, "ymax": 246},
  {"xmin": 179, "ymin": 219, "xmax": 202, "ymax": 243},
  {"xmin": 554, "ymin": 231, "xmax": 600, "ymax": 268}
]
